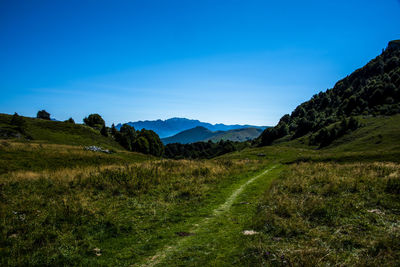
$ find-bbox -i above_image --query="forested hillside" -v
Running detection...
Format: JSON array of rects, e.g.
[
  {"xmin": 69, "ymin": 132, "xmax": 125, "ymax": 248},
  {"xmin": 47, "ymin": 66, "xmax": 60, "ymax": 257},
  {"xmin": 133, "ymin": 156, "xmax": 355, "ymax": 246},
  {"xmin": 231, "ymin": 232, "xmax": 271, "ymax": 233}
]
[
  {"xmin": 162, "ymin": 126, "xmax": 263, "ymax": 144},
  {"xmin": 258, "ymin": 40, "xmax": 400, "ymax": 146}
]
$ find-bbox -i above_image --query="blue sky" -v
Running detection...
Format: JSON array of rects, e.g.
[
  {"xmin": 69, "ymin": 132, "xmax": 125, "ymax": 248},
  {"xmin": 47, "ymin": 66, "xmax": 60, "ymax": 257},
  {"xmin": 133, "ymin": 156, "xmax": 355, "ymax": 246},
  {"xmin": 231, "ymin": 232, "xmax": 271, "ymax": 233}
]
[{"xmin": 1, "ymin": 0, "xmax": 399, "ymax": 126}]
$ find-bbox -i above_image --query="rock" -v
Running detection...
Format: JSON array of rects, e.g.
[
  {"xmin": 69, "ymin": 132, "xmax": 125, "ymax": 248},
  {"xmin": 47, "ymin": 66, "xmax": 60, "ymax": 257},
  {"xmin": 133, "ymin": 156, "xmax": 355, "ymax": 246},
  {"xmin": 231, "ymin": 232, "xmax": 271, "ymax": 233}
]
[
  {"xmin": 257, "ymin": 153, "xmax": 266, "ymax": 157},
  {"xmin": 9, "ymin": 234, "xmax": 18, "ymax": 239},
  {"xmin": 367, "ymin": 209, "xmax": 385, "ymax": 215},
  {"xmin": 84, "ymin": 146, "xmax": 112, "ymax": 154},
  {"xmin": 93, "ymin": 248, "xmax": 101, "ymax": 256},
  {"xmin": 242, "ymin": 230, "xmax": 259, "ymax": 235}
]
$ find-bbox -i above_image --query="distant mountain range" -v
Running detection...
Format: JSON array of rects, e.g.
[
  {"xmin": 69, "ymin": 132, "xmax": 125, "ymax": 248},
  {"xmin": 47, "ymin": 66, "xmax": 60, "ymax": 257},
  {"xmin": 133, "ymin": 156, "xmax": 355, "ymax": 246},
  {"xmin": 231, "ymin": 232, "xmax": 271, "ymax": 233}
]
[
  {"xmin": 161, "ymin": 126, "xmax": 264, "ymax": 144},
  {"xmin": 116, "ymin": 118, "xmax": 267, "ymax": 138}
]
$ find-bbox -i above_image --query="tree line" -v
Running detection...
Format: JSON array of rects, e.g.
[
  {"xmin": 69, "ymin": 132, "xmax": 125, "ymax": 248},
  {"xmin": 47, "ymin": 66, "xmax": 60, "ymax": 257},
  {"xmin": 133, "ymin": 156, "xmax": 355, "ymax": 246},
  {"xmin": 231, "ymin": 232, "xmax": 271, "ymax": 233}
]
[{"xmin": 83, "ymin": 114, "xmax": 164, "ymax": 157}]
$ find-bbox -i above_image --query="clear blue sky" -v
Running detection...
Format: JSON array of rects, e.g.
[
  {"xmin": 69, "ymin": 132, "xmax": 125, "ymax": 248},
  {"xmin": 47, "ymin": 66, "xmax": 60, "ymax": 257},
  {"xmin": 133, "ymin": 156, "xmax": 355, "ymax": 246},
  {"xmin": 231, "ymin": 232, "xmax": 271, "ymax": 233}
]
[{"xmin": 1, "ymin": 0, "xmax": 399, "ymax": 126}]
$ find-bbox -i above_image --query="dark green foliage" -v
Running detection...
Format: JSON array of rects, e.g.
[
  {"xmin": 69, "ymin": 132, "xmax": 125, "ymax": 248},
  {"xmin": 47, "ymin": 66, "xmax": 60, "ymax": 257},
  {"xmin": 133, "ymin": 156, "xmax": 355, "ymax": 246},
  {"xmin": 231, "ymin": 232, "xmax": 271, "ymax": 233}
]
[
  {"xmin": 64, "ymin": 117, "xmax": 75, "ymax": 124},
  {"xmin": 259, "ymin": 118, "xmax": 289, "ymax": 146},
  {"xmin": 10, "ymin": 113, "xmax": 24, "ymax": 128},
  {"xmin": 111, "ymin": 123, "xmax": 117, "ymax": 136},
  {"xmin": 36, "ymin": 110, "xmax": 50, "ymax": 120},
  {"xmin": 117, "ymin": 124, "xmax": 136, "ymax": 151},
  {"xmin": 136, "ymin": 129, "xmax": 164, "ymax": 157},
  {"xmin": 165, "ymin": 140, "xmax": 237, "ymax": 159},
  {"xmin": 134, "ymin": 136, "xmax": 150, "ymax": 154},
  {"xmin": 310, "ymin": 117, "xmax": 361, "ymax": 147},
  {"xmin": 111, "ymin": 125, "xmax": 164, "ymax": 156},
  {"xmin": 100, "ymin": 125, "xmax": 108, "ymax": 137},
  {"xmin": 83, "ymin": 114, "xmax": 105, "ymax": 128},
  {"xmin": 258, "ymin": 44, "xmax": 400, "ymax": 146},
  {"xmin": 10, "ymin": 113, "xmax": 26, "ymax": 134}
]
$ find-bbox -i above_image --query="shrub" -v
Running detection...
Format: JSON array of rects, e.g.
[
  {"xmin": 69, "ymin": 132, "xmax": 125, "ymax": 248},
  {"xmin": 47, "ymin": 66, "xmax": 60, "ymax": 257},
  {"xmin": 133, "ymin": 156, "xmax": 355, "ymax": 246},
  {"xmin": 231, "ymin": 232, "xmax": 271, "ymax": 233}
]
[
  {"xmin": 37, "ymin": 110, "xmax": 50, "ymax": 120},
  {"xmin": 83, "ymin": 114, "xmax": 105, "ymax": 128},
  {"xmin": 65, "ymin": 117, "xmax": 75, "ymax": 124}
]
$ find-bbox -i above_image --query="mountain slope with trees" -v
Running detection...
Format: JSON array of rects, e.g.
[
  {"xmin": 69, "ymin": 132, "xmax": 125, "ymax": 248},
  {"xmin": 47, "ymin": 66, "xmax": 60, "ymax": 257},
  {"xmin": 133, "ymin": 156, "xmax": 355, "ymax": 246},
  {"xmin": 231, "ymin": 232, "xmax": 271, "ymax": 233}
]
[
  {"xmin": 161, "ymin": 126, "xmax": 263, "ymax": 144},
  {"xmin": 161, "ymin": 126, "xmax": 217, "ymax": 144},
  {"xmin": 257, "ymin": 40, "xmax": 400, "ymax": 147},
  {"xmin": 117, "ymin": 117, "xmax": 266, "ymax": 138},
  {"xmin": 205, "ymin": 127, "xmax": 263, "ymax": 143}
]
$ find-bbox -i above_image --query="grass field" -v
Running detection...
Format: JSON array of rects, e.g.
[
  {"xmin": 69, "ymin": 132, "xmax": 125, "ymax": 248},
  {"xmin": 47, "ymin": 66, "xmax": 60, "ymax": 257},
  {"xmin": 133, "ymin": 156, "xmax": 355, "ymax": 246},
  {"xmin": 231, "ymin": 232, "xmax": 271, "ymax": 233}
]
[
  {"xmin": 1, "ymin": 114, "xmax": 400, "ymax": 266},
  {"xmin": 240, "ymin": 162, "xmax": 400, "ymax": 266},
  {"xmin": 0, "ymin": 157, "xmax": 270, "ymax": 266},
  {"xmin": 0, "ymin": 113, "xmax": 122, "ymax": 149}
]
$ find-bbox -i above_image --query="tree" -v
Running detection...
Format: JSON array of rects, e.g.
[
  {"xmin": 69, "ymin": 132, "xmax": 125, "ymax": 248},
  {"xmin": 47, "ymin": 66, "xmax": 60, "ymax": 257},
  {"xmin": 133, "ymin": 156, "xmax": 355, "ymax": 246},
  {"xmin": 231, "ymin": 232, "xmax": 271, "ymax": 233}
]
[
  {"xmin": 111, "ymin": 123, "xmax": 117, "ymax": 136},
  {"xmin": 134, "ymin": 136, "xmax": 150, "ymax": 154},
  {"xmin": 11, "ymin": 112, "xmax": 26, "ymax": 133},
  {"xmin": 37, "ymin": 110, "xmax": 50, "ymax": 120},
  {"xmin": 100, "ymin": 125, "xmax": 108, "ymax": 137},
  {"xmin": 83, "ymin": 114, "xmax": 105, "ymax": 128},
  {"xmin": 136, "ymin": 129, "xmax": 164, "ymax": 156},
  {"xmin": 65, "ymin": 117, "xmax": 75, "ymax": 124},
  {"xmin": 118, "ymin": 124, "xmax": 136, "ymax": 151}
]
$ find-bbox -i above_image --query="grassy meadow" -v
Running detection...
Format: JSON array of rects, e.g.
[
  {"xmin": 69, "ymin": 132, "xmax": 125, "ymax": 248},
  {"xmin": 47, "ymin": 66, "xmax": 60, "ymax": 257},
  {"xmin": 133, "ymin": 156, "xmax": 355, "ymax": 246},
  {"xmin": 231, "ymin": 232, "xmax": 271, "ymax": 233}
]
[
  {"xmin": 240, "ymin": 162, "xmax": 400, "ymax": 266},
  {"xmin": 1, "ymin": 114, "xmax": 400, "ymax": 266},
  {"xmin": 0, "ymin": 152, "xmax": 269, "ymax": 266}
]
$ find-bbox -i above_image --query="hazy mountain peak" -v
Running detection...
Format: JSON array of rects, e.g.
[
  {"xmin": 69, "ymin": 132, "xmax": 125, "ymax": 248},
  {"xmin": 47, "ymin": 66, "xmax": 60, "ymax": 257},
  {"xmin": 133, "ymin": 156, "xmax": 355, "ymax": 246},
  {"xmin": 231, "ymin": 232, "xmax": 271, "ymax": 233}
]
[{"xmin": 116, "ymin": 118, "xmax": 267, "ymax": 138}]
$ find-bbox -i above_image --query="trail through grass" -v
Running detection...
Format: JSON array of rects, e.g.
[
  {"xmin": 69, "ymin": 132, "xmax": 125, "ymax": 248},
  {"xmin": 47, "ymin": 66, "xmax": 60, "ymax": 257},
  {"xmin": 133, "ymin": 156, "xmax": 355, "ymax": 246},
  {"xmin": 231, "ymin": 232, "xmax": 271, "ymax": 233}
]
[{"xmin": 138, "ymin": 165, "xmax": 280, "ymax": 267}]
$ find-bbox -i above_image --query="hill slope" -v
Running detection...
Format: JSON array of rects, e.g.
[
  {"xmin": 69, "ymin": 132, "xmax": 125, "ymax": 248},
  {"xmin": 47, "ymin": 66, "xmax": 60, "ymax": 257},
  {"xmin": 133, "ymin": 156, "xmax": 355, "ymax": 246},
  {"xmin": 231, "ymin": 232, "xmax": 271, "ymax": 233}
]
[
  {"xmin": 162, "ymin": 126, "xmax": 217, "ymax": 144},
  {"xmin": 205, "ymin": 127, "xmax": 263, "ymax": 142},
  {"xmin": 0, "ymin": 113, "xmax": 123, "ymax": 149},
  {"xmin": 162, "ymin": 126, "xmax": 264, "ymax": 144},
  {"xmin": 117, "ymin": 117, "xmax": 266, "ymax": 138},
  {"xmin": 258, "ymin": 40, "xmax": 400, "ymax": 146}
]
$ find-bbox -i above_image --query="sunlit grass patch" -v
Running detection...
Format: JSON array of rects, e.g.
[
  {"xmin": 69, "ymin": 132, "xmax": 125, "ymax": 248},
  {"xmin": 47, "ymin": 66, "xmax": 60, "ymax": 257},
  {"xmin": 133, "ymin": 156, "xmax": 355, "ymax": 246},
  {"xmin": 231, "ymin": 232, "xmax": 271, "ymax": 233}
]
[
  {"xmin": 0, "ymin": 157, "xmax": 266, "ymax": 266},
  {"xmin": 241, "ymin": 162, "xmax": 400, "ymax": 266}
]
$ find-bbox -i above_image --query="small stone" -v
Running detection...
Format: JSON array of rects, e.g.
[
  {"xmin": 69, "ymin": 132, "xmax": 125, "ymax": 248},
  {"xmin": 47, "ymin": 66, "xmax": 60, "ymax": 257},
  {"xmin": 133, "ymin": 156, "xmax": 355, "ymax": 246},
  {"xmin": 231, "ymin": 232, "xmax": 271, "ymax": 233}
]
[
  {"xmin": 368, "ymin": 209, "xmax": 385, "ymax": 215},
  {"xmin": 93, "ymin": 248, "xmax": 101, "ymax": 256},
  {"xmin": 242, "ymin": 230, "xmax": 259, "ymax": 235},
  {"xmin": 9, "ymin": 234, "xmax": 18, "ymax": 239}
]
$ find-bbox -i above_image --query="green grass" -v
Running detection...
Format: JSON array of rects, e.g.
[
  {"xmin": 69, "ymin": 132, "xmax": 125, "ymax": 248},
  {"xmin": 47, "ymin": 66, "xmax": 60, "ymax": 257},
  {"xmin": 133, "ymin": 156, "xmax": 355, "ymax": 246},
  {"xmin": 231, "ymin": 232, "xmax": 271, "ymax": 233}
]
[
  {"xmin": 1, "ymin": 113, "xmax": 400, "ymax": 266},
  {"xmin": 157, "ymin": 165, "xmax": 283, "ymax": 266},
  {"xmin": 0, "ymin": 113, "xmax": 122, "ymax": 150},
  {"xmin": 240, "ymin": 162, "xmax": 400, "ymax": 266},
  {"xmin": 0, "ymin": 141, "xmax": 152, "ymax": 174},
  {"xmin": 0, "ymin": 158, "xmax": 270, "ymax": 266},
  {"xmin": 0, "ymin": 113, "xmax": 154, "ymax": 174}
]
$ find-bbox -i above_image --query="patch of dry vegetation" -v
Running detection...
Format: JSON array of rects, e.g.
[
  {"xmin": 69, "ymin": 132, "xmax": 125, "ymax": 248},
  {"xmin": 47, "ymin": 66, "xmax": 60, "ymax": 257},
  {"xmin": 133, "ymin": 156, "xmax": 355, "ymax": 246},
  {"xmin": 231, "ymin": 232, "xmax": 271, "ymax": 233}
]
[
  {"xmin": 0, "ymin": 140, "xmax": 150, "ymax": 174},
  {"xmin": 241, "ymin": 162, "xmax": 400, "ymax": 266},
  {"xmin": 0, "ymin": 157, "xmax": 265, "ymax": 266}
]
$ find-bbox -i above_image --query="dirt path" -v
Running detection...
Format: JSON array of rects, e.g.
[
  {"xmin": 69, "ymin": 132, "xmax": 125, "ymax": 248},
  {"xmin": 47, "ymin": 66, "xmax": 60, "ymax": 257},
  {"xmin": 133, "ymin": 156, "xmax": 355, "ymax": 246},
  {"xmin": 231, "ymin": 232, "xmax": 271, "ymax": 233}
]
[{"xmin": 136, "ymin": 165, "xmax": 277, "ymax": 267}]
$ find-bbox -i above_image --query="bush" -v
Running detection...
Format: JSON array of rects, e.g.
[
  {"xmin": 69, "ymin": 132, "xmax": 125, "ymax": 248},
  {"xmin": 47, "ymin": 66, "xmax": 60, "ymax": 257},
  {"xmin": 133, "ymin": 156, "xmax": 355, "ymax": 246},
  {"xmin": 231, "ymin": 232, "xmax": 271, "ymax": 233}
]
[
  {"xmin": 83, "ymin": 114, "xmax": 105, "ymax": 128},
  {"xmin": 100, "ymin": 125, "xmax": 108, "ymax": 137},
  {"xmin": 310, "ymin": 117, "xmax": 361, "ymax": 147},
  {"xmin": 10, "ymin": 112, "xmax": 26, "ymax": 134},
  {"xmin": 65, "ymin": 117, "xmax": 75, "ymax": 124},
  {"xmin": 37, "ymin": 110, "xmax": 50, "ymax": 120}
]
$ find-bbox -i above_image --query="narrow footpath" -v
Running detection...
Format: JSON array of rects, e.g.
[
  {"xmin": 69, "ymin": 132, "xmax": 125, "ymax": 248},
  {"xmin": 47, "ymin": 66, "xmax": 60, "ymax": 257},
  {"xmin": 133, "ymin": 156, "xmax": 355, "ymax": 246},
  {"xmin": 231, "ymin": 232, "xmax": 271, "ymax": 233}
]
[{"xmin": 137, "ymin": 164, "xmax": 281, "ymax": 267}]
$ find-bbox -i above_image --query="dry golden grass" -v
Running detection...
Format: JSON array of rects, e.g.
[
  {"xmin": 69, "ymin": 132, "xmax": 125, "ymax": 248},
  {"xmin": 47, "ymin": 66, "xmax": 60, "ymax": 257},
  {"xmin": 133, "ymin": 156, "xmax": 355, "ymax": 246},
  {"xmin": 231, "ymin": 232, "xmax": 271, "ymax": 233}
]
[
  {"xmin": 0, "ymin": 158, "xmax": 252, "ymax": 184},
  {"xmin": 243, "ymin": 161, "xmax": 400, "ymax": 266}
]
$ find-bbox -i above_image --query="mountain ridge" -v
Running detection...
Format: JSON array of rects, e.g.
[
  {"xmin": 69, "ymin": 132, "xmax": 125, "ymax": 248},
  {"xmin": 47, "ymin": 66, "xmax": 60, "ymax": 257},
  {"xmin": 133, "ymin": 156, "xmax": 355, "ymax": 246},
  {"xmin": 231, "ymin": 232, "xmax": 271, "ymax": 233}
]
[
  {"xmin": 162, "ymin": 126, "xmax": 263, "ymax": 144},
  {"xmin": 116, "ymin": 117, "xmax": 267, "ymax": 138}
]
